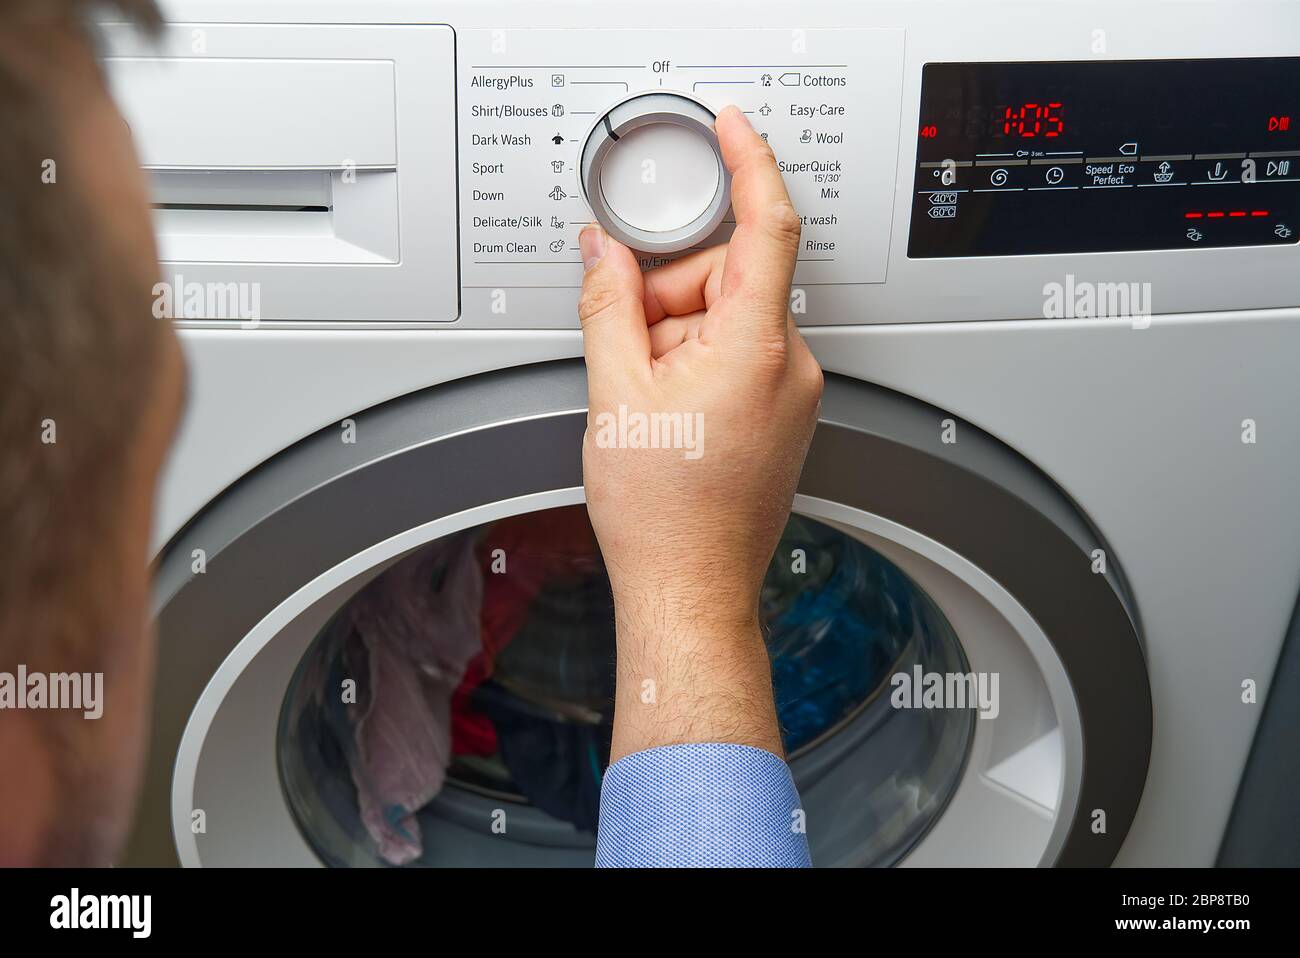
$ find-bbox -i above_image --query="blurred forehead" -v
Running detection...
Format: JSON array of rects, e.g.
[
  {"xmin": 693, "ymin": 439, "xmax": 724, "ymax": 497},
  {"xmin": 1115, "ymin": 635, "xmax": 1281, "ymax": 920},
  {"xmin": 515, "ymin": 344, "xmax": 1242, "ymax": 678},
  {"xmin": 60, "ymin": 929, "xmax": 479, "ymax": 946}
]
[
  {"xmin": 0, "ymin": 18, "xmax": 102, "ymax": 101},
  {"xmin": 0, "ymin": 10, "xmax": 179, "ymax": 409},
  {"xmin": 0, "ymin": 17, "xmax": 158, "ymax": 282}
]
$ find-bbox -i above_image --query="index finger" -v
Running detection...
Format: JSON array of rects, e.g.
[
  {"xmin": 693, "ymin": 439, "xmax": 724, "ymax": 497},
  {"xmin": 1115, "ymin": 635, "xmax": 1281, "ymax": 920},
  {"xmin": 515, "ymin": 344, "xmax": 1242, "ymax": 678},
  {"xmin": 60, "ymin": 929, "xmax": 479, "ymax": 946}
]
[{"xmin": 713, "ymin": 105, "xmax": 801, "ymax": 332}]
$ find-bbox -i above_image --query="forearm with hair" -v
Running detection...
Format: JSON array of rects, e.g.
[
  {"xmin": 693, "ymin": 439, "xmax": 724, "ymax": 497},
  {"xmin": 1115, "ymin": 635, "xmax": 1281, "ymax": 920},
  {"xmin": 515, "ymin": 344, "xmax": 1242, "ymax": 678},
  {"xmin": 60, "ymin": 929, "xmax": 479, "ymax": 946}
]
[{"xmin": 609, "ymin": 593, "xmax": 783, "ymax": 763}]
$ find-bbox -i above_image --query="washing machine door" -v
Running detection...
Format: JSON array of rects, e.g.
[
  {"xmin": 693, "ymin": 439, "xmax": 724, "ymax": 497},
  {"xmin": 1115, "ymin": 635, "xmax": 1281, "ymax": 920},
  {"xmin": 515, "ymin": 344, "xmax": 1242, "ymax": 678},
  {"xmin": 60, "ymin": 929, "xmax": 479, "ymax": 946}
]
[{"xmin": 126, "ymin": 361, "xmax": 1150, "ymax": 867}]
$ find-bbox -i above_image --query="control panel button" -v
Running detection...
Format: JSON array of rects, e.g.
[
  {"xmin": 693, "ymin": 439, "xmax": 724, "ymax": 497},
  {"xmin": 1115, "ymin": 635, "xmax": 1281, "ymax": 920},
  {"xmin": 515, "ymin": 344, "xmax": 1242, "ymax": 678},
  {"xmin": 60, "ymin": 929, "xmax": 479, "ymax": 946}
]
[
  {"xmin": 580, "ymin": 92, "xmax": 731, "ymax": 254},
  {"xmin": 599, "ymin": 123, "xmax": 720, "ymax": 233}
]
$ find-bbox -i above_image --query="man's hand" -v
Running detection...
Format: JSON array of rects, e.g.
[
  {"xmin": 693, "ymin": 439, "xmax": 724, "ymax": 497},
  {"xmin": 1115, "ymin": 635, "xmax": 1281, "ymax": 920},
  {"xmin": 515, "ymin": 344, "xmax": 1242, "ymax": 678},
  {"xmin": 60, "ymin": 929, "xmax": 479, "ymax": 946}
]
[{"xmin": 578, "ymin": 105, "xmax": 823, "ymax": 762}]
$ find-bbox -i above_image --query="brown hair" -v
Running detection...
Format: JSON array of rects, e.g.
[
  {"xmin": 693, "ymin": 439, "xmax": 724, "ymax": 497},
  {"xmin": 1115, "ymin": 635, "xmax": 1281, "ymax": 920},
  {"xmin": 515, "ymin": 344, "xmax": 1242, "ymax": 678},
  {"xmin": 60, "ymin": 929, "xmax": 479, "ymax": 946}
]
[{"xmin": 0, "ymin": 0, "xmax": 164, "ymax": 668}]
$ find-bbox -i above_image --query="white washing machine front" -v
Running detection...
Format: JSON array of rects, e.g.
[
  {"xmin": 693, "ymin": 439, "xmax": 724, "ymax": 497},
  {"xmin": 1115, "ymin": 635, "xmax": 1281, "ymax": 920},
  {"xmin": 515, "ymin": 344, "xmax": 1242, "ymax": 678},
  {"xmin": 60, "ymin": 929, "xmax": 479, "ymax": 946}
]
[
  {"xmin": 138, "ymin": 362, "xmax": 1145, "ymax": 867},
  {"xmin": 112, "ymin": 0, "xmax": 1300, "ymax": 866}
]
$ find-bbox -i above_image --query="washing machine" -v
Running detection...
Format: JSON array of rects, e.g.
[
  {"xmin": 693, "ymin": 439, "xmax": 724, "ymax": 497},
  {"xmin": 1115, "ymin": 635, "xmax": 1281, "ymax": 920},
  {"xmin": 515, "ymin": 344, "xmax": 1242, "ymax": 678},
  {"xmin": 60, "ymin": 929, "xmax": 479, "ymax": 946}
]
[{"xmin": 105, "ymin": 0, "xmax": 1300, "ymax": 867}]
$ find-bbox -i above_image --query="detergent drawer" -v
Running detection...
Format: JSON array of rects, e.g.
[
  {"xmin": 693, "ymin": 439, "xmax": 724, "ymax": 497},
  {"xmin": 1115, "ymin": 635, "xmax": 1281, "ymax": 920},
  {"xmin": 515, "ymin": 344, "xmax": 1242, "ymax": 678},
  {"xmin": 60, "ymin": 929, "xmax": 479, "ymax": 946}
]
[{"xmin": 103, "ymin": 23, "xmax": 459, "ymax": 322}]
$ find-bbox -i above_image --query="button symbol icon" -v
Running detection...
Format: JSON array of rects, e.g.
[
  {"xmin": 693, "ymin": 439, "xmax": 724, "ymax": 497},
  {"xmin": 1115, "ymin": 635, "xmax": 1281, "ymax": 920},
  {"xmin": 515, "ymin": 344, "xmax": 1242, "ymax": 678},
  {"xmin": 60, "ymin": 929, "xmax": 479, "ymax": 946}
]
[
  {"xmin": 758, "ymin": 103, "xmax": 772, "ymax": 117},
  {"xmin": 551, "ymin": 74, "xmax": 565, "ymax": 88},
  {"xmin": 551, "ymin": 133, "xmax": 564, "ymax": 145},
  {"xmin": 552, "ymin": 104, "xmax": 565, "ymax": 117},
  {"xmin": 549, "ymin": 186, "xmax": 567, "ymax": 201},
  {"xmin": 1207, "ymin": 162, "xmax": 1228, "ymax": 181},
  {"xmin": 1276, "ymin": 224, "xmax": 1293, "ymax": 239},
  {"xmin": 549, "ymin": 239, "xmax": 566, "ymax": 252},
  {"xmin": 1154, "ymin": 161, "xmax": 1174, "ymax": 183},
  {"xmin": 1267, "ymin": 160, "xmax": 1291, "ymax": 176},
  {"xmin": 760, "ymin": 73, "xmax": 773, "ymax": 86},
  {"xmin": 778, "ymin": 72, "xmax": 801, "ymax": 87},
  {"xmin": 990, "ymin": 168, "xmax": 1009, "ymax": 186},
  {"xmin": 800, "ymin": 129, "xmax": 812, "ymax": 143},
  {"xmin": 1186, "ymin": 228, "xmax": 1204, "ymax": 242},
  {"xmin": 1045, "ymin": 166, "xmax": 1064, "ymax": 185},
  {"xmin": 1120, "ymin": 142, "xmax": 1138, "ymax": 155},
  {"xmin": 550, "ymin": 159, "xmax": 565, "ymax": 173}
]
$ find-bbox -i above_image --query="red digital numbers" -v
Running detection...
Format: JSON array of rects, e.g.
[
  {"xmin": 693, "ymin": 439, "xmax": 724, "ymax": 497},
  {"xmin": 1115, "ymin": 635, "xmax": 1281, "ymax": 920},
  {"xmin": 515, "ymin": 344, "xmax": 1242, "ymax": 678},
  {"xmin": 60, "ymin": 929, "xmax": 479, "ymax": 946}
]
[
  {"xmin": 1002, "ymin": 102, "xmax": 1064, "ymax": 138},
  {"xmin": 919, "ymin": 124, "xmax": 939, "ymax": 138}
]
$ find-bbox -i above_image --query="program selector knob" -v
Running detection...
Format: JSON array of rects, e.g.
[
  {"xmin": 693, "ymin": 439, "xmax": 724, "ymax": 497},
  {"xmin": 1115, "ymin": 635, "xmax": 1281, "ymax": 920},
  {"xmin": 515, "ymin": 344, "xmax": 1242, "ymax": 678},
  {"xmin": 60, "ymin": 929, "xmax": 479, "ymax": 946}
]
[{"xmin": 579, "ymin": 92, "xmax": 732, "ymax": 254}]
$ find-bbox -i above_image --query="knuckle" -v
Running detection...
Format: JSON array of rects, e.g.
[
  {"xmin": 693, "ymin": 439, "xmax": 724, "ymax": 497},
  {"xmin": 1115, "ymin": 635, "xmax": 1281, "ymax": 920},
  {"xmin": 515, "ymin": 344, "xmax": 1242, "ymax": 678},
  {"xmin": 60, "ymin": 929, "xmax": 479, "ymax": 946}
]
[
  {"xmin": 806, "ymin": 360, "xmax": 826, "ymax": 406},
  {"xmin": 788, "ymin": 337, "xmax": 824, "ymax": 404},
  {"xmin": 764, "ymin": 200, "xmax": 802, "ymax": 247},
  {"xmin": 577, "ymin": 280, "xmax": 624, "ymax": 327}
]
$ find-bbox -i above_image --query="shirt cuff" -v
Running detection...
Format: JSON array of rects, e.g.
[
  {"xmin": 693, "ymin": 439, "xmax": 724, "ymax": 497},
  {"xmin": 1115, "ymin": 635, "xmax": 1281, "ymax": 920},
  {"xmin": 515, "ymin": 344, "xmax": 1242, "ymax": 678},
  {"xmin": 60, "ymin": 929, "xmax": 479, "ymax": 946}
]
[{"xmin": 594, "ymin": 742, "xmax": 812, "ymax": 868}]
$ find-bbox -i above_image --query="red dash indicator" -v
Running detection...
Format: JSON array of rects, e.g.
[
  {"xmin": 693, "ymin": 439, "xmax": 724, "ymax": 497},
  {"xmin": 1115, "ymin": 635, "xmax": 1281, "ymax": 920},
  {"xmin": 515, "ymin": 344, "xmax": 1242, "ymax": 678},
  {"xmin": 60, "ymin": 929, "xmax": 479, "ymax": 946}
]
[{"xmin": 1186, "ymin": 210, "xmax": 1269, "ymax": 220}]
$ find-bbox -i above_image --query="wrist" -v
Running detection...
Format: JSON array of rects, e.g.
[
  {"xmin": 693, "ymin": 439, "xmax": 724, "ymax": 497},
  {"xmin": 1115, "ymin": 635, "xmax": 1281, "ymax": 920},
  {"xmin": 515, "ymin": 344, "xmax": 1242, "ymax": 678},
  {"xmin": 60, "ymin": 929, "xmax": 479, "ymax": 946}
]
[
  {"xmin": 610, "ymin": 577, "xmax": 761, "ymax": 638},
  {"xmin": 608, "ymin": 596, "xmax": 782, "ymax": 762}
]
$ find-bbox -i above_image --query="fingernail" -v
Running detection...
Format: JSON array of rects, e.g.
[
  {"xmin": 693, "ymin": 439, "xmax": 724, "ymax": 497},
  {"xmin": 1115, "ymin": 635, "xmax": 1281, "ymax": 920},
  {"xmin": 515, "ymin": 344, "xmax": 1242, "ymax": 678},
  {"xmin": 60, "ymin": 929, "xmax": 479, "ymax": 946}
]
[{"xmin": 580, "ymin": 224, "xmax": 606, "ymax": 271}]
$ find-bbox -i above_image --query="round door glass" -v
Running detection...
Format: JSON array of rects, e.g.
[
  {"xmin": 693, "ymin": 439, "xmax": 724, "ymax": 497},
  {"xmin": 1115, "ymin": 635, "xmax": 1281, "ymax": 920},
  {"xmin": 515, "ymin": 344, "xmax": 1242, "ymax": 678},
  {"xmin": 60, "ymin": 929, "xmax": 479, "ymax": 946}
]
[{"xmin": 278, "ymin": 505, "xmax": 973, "ymax": 867}]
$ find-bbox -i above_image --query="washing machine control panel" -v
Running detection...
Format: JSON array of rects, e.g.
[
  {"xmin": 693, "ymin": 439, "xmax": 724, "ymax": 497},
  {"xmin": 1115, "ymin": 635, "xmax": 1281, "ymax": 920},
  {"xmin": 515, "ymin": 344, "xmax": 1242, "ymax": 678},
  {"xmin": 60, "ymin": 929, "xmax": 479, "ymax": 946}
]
[
  {"xmin": 910, "ymin": 58, "xmax": 1300, "ymax": 257},
  {"xmin": 109, "ymin": 4, "xmax": 1300, "ymax": 326},
  {"xmin": 457, "ymin": 28, "xmax": 904, "ymax": 285}
]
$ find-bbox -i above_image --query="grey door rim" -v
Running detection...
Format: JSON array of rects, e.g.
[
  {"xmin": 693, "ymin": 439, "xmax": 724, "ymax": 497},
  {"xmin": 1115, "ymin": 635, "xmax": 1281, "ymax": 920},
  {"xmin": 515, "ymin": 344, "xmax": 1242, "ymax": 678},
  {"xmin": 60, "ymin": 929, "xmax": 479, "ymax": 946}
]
[{"xmin": 127, "ymin": 359, "xmax": 1151, "ymax": 867}]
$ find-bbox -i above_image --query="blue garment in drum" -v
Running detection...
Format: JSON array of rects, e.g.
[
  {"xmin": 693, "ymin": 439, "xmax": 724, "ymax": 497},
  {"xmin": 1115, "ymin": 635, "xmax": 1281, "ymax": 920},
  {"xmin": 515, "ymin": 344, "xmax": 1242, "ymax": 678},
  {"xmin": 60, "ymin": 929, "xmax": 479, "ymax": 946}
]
[
  {"xmin": 768, "ymin": 538, "xmax": 913, "ymax": 751},
  {"xmin": 472, "ymin": 680, "xmax": 610, "ymax": 833}
]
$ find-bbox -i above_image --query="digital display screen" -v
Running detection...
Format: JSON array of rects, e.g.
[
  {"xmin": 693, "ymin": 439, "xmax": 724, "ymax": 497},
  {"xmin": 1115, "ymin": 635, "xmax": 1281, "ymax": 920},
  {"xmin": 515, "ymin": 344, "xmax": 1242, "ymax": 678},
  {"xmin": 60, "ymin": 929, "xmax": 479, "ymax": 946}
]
[{"xmin": 908, "ymin": 58, "xmax": 1300, "ymax": 257}]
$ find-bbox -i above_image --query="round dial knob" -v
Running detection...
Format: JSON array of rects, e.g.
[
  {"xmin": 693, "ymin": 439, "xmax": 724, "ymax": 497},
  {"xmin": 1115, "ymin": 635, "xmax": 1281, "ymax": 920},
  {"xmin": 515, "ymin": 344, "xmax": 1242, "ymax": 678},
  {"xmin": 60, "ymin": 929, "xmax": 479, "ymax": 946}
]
[{"xmin": 580, "ymin": 92, "xmax": 732, "ymax": 255}]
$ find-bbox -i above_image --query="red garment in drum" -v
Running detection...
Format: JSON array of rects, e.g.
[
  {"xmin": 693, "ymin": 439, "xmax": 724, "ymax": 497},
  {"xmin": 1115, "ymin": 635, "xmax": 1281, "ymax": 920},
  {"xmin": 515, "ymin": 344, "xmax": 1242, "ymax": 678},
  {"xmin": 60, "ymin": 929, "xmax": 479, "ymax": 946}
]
[{"xmin": 450, "ymin": 508, "xmax": 601, "ymax": 755}]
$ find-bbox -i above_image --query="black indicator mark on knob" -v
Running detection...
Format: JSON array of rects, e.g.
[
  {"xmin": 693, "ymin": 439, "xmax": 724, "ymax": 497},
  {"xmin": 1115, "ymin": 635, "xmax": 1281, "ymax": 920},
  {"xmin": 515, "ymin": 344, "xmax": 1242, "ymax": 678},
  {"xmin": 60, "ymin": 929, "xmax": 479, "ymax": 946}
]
[{"xmin": 604, "ymin": 114, "xmax": 620, "ymax": 142}]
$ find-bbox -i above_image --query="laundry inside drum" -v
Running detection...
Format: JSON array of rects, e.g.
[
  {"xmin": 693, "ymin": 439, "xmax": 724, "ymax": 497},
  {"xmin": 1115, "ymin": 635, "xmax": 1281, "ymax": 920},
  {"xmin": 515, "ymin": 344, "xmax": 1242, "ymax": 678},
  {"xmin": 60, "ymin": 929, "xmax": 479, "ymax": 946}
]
[{"xmin": 277, "ymin": 504, "xmax": 974, "ymax": 867}]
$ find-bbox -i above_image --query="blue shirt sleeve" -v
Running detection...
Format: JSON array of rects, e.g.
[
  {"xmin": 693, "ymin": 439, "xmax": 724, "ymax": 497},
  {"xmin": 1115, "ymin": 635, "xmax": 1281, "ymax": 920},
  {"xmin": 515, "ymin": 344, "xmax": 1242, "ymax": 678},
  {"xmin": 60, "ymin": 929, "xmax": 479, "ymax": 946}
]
[{"xmin": 594, "ymin": 742, "xmax": 812, "ymax": 867}]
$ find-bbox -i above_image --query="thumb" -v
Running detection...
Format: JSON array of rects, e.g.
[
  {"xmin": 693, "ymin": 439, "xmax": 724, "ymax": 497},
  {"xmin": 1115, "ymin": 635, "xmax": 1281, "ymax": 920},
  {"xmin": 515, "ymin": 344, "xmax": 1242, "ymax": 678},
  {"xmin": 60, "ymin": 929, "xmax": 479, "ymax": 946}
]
[{"xmin": 578, "ymin": 224, "xmax": 651, "ymax": 393}]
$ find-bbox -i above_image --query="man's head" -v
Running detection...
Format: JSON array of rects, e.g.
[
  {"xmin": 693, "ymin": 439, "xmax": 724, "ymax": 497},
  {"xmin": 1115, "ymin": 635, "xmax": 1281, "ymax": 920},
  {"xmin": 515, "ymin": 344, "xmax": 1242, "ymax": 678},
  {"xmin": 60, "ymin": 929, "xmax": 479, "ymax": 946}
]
[{"xmin": 0, "ymin": 0, "xmax": 185, "ymax": 865}]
